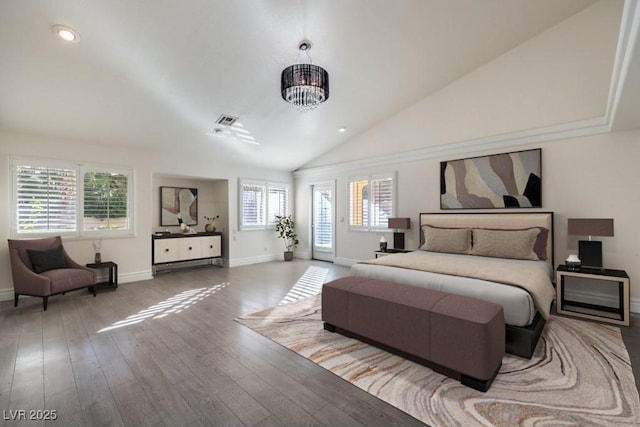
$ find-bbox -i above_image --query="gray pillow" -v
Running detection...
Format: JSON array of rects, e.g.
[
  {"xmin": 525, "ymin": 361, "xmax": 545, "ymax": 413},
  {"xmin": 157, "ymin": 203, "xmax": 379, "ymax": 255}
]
[
  {"xmin": 27, "ymin": 246, "xmax": 67, "ymax": 273},
  {"xmin": 419, "ymin": 225, "xmax": 472, "ymax": 254},
  {"xmin": 475, "ymin": 227, "xmax": 549, "ymax": 260},
  {"xmin": 471, "ymin": 228, "xmax": 540, "ymax": 260}
]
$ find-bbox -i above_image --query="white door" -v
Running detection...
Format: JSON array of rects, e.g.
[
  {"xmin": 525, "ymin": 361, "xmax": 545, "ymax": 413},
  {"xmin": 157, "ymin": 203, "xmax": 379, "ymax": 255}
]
[{"xmin": 312, "ymin": 184, "xmax": 334, "ymax": 261}]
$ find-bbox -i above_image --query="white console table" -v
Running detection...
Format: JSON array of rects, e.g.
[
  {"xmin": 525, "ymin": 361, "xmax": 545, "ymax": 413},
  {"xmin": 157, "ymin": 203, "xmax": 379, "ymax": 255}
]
[{"xmin": 152, "ymin": 232, "xmax": 222, "ymax": 274}]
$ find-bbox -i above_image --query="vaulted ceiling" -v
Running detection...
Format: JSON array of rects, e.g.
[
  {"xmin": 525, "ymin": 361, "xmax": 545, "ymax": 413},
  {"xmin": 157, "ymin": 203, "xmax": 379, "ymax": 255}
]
[{"xmin": 3, "ymin": 0, "xmax": 635, "ymax": 171}]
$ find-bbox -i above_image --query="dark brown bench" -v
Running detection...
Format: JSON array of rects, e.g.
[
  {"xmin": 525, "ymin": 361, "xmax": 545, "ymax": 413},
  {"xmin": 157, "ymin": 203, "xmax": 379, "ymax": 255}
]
[{"xmin": 321, "ymin": 276, "xmax": 505, "ymax": 392}]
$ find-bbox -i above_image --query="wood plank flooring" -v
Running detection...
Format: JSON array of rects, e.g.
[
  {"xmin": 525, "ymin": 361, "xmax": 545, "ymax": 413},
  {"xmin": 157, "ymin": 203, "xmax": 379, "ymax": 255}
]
[{"xmin": 0, "ymin": 259, "xmax": 638, "ymax": 426}]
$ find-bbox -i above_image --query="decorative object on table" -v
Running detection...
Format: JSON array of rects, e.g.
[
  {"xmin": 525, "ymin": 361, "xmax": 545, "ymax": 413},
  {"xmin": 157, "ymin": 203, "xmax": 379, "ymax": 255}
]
[
  {"xmin": 281, "ymin": 40, "xmax": 329, "ymax": 111},
  {"xmin": 565, "ymin": 254, "xmax": 581, "ymax": 270},
  {"xmin": 440, "ymin": 148, "xmax": 541, "ymax": 209},
  {"xmin": 160, "ymin": 186, "xmax": 198, "ymax": 226},
  {"xmin": 275, "ymin": 215, "xmax": 299, "ymax": 261},
  {"xmin": 379, "ymin": 235, "xmax": 387, "ymax": 251},
  {"xmin": 567, "ymin": 218, "xmax": 614, "ymax": 269},
  {"xmin": 388, "ymin": 217, "xmax": 411, "ymax": 250},
  {"xmin": 92, "ymin": 239, "xmax": 102, "ymax": 264},
  {"xmin": 203, "ymin": 215, "xmax": 219, "ymax": 232},
  {"xmin": 177, "ymin": 213, "xmax": 190, "ymax": 232}
]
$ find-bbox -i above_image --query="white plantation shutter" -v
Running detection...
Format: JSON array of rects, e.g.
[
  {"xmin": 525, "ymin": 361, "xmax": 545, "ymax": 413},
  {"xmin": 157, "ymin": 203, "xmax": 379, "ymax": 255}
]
[
  {"xmin": 349, "ymin": 178, "xmax": 368, "ymax": 230},
  {"xmin": 370, "ymin": 175, "xmax": 393, "ymax": 229},
  {"xmin": 268, "ymin": 185, "xmax": 288, "ymax": 225},
  {"xmin": 314, "ymin": 188, "xmax": 332, "ymax": 248},
  {"xmin": 348, "ymin": 173, "xmax": 395, "ymax": 231},
  {"xmin": 15, "ymin": 165, "xmax": 78, "ymax": 233},
  {"xmin": 240, "ymin": 179, "xmax": 290, "ymax": 230},
  {"xmin": 241, "ymin": 182, "xmax": 266, "ymax": 227}
]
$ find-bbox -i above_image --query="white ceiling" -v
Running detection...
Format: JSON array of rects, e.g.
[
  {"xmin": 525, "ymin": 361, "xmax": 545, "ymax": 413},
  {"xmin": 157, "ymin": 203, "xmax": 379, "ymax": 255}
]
[{"xmin": 1, "ymin": 0, "xmax": 619, "ymax": 171}]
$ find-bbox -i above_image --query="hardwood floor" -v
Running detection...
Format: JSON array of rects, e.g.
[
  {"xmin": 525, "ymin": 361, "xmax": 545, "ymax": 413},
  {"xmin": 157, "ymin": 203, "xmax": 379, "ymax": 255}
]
[{"xmin": 0, "ymin": 259, "xmax": 638, "ymax": 426}]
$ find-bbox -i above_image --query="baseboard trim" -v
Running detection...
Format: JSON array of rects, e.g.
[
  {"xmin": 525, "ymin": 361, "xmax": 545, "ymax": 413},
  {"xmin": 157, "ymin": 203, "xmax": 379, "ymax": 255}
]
[
  {"xmin": 228, "ymin": 254, "xmax": 281, "ymax": 268},
  {"xmin": 0, "ymin": 288, "xmax": 14, "ymax": 303},
  {"xmin": 120, "ymin": 270, "xmax": 153, "ymax": 283},
  {"xmin": 333, "ymin": 257, "xmax": 361, "ymax": 267}
]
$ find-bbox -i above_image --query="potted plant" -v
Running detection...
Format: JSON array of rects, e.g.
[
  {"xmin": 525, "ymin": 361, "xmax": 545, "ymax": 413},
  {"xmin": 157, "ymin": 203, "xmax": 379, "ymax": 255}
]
[{"xmin": 275, "ymin": 215, "xmax": 299, "ymax": 261}]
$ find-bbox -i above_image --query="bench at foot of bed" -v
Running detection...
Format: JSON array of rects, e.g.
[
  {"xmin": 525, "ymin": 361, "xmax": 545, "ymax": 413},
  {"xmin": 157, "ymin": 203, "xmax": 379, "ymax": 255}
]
[{"xmin": 321, "ymin": 276, "xmax": 505, "ymax": 392}]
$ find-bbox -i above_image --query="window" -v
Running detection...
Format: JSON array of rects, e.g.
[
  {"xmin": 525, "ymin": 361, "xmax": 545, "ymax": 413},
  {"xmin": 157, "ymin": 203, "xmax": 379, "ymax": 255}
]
[
  {"xmin": 349, "ymin": 173, "xmax": 395, "ymax": 231},
  {"xmin": 12, "ymin": 158, "xmax": 134, "ymax": 238},
  {"xmin": 240, "ymin": 179, "xmax": 290, "ymax": 230},
  {"xmin": 83, "ymin": 170, "xmax": 130, "ymax": 231}
]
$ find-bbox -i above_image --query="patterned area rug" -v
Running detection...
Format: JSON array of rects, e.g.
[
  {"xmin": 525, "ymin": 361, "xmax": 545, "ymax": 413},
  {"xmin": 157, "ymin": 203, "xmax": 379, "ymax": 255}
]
[{"xmin": 236, "ymin": 294, "xmax": 640, "ymax": 426}]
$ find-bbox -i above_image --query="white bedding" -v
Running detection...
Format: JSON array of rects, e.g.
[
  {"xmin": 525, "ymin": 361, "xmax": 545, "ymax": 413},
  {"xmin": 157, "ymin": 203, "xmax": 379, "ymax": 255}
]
[{"xmin": 350, "ymin": 251, "xmax": 553, "ymax": 327}]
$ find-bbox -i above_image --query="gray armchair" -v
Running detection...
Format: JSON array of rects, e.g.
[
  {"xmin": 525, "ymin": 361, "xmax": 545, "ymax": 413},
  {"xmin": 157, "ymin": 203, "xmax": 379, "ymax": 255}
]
[{"xmin": 8, "ymin": 236, "xmax": 97, "ymax": 310}]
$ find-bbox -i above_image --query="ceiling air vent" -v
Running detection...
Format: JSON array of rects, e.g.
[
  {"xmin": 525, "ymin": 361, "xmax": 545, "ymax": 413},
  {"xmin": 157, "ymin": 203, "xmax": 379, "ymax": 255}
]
[{"xmin": 215, "ymin": 114, "xmax": 238, "ymax": 126}]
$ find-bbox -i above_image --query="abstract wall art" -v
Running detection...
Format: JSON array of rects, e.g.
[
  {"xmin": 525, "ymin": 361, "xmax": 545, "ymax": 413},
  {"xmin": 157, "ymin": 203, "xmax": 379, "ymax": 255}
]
[
  {"xmin": 160, "ymin": 186, "xmax": 198, "ymax": 226},
  {"xmin": 440, "ymin": 148, "xmax": 541, "ymax": 209}
]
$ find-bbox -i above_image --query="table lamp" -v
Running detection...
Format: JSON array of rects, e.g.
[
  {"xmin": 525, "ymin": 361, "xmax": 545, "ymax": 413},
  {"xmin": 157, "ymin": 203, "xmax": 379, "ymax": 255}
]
[
  {"xmin": 388, "ymin": 218, "xmax": 411, "ymax": 250},
  {"xmin": 567, "ymin": 218, "xmax": 614, "ymax": 269}
]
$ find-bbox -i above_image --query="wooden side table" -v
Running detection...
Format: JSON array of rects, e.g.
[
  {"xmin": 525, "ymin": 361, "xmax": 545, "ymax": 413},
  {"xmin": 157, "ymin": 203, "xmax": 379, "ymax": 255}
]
[
  {"xmin": 86, "ymin": 261, "xmax": 118, "ymax": 291},
  {"xmin": 555, "ymin": 265, "xmax": 629, "ymax": 326}
]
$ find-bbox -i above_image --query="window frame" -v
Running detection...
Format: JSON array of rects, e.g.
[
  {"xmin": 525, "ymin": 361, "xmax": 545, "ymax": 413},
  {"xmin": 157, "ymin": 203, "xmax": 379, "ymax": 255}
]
[
  {"xmin": 11, "ymin": 157, "xmax": 135, "ymax": 239},
  {"xmin": 239, "ymin": 178, "xmax": 291, "ymax": 231},
  {"xmin": 347, "ymin": 172, "xmax": 396, "ymax": 232}
]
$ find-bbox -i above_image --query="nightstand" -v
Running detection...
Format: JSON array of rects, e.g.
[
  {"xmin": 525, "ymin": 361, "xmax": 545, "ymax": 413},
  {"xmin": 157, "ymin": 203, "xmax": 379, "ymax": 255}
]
[
  {"xmin": 555, "ymin": 265, "xmax": 629, "ymax": 326},
  {"xmin": 374, "ymin": 249, "xmax": 412, "ymax": 258}
]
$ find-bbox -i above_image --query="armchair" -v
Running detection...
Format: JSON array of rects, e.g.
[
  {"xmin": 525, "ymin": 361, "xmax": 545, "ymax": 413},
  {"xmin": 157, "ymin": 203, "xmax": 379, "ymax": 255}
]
[{"xmin": 8, "ymin": 236, "xmax": 97, "ymax": 310}]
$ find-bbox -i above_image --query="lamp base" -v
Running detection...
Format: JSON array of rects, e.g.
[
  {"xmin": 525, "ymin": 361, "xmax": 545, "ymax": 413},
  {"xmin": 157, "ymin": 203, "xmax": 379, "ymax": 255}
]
[
  {"xmin": 578, "ymin": 240, "xmax": 602, "ymax": 269},
  {"xmin": 393, "ymin": 232, "xmax": 405, "ymax": 250}
]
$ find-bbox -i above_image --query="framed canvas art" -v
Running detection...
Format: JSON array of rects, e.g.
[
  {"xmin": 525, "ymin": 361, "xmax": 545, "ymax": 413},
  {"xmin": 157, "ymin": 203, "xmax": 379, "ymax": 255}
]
[
  {"xmin": 160, "ymin": 186, "xmax": 198, "ymax": 226},
  {"xmin": 440, "ymin": 148, "xmax": 541, "ymax": 209}
]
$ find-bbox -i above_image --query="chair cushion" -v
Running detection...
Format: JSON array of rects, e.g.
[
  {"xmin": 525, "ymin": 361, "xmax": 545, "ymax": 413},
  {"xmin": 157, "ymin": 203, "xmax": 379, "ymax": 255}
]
[
  {"xmin": 41, "ymin": 268, "xmax": 95, "ymax": 294},
  {"xmin": 27, "ymin": 246, "xmax": 67, "ymax": 273}
]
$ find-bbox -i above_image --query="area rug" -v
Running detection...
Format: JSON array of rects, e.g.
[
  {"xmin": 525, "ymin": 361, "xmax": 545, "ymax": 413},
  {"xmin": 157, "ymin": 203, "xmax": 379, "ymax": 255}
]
[{"xmin": 236, "ymin": 294, "xmax": 640, "ymax": 426}]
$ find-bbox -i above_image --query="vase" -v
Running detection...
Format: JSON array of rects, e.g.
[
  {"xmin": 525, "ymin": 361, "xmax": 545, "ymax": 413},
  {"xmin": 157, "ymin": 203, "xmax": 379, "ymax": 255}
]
[
  {"xmin": 283, "ymin": 251, "xmax": 293, "ymax": 261},
  {"xmin": 94, "ymin": 252, "xmax": 102, "ymax": 263},
  {"xmin": 205, "ymin": 223, "xmax": 216, "ymax": 232}
]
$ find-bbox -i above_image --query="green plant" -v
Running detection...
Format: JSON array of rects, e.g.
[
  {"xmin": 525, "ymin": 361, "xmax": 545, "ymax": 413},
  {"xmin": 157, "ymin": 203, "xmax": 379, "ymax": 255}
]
[{"xmin": 275, "ymin": 215, "xmax": 299, "ymax": 252}]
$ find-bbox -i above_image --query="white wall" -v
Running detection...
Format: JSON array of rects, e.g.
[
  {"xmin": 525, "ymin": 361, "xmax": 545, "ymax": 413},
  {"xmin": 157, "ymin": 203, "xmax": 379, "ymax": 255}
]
[
  {"xmin": 303, "ymin": 0, "xmax": 621, "ymax": 168},
  {"xmin": 294, "ymin": 0, "xmax": 640, "ymax": 311},
  {"xmin": 0, "ymin": 130, "xmax": 292, "ymax": 300}
]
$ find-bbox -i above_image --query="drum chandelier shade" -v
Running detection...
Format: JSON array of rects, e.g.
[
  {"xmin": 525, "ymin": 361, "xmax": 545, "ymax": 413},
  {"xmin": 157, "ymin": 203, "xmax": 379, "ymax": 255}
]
[{"xmin": 281, "ymin": 41, "xmax": 329, "ymax": 111}]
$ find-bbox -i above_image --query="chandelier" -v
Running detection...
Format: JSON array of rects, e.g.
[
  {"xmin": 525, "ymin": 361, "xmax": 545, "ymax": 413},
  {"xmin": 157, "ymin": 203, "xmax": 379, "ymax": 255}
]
[{"xmin": 281, "ymin": 40, "xmax": 329, "ymax": 111}]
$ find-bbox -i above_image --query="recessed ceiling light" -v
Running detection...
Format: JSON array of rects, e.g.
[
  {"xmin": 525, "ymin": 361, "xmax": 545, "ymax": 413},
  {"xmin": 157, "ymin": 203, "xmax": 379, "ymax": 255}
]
[
  {"xmin": 338, "ymin": 127, "xmax": 347, "ymax": 133},
  {"xmin": 52, "ymin": 25, "xmax": 79, "ymax": 42}
]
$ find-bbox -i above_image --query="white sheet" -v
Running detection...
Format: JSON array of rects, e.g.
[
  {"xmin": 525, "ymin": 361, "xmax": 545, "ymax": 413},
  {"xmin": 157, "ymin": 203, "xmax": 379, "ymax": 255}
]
[{"xmin": 350, "ymin": 251, "xmax": 553, "ymax": 327}]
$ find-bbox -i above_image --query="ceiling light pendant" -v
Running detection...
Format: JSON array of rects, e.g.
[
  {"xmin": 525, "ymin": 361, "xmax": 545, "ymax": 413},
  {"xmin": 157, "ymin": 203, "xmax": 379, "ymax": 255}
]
[{"xmin": 281, "ymin": 40, "xmax": 329, "ymax": 111}]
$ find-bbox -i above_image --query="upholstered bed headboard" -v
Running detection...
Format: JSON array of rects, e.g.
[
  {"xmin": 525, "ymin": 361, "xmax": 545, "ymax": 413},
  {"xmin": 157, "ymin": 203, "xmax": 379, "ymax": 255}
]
[{"xmin": 419, "ymin": 212, "xmax": 554, "ymax": 268}]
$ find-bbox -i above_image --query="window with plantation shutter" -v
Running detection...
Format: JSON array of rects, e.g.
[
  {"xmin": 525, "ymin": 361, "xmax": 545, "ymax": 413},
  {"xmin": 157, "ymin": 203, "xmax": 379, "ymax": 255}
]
[
  {"xmin": 348, "ymin": 173, "xmax": 395, "ymax": 231},
  {"xmin": 267, "ymin": 185, "xmax": 288, "ymax": 225},
  {"xmin": 239, "ymin": 179, "xmax": 290, "ymax": 230},
  {"xmin": 11, "ymin": 158, "xmax": 134, "ymax": 238},
  {"xmin": 241, "ymin": 181, "xmax": 266, "ymax": 228},
  {"xmin": 83, "ymin": 171, "xmax": 130, "ymax": 231},
  {"xmin": 15, "ymin": 165, "xmax": 78, "ymax": 234}
]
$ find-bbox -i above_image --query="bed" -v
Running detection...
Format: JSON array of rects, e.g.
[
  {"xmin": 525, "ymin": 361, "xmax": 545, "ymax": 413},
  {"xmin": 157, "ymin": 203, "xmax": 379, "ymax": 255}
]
[{"xmin": 350, "ymin": 212, "xmax": 555, "ymax": 358}]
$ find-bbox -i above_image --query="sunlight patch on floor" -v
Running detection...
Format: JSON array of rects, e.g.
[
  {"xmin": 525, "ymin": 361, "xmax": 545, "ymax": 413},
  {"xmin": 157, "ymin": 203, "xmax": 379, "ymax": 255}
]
[
  {"xmin": 97, "ymin": 282, "xmax": 229, "ymax": 333},
  {"xmin": 279, "ymin": 266, "xmax": 328, "ymax": 305}
]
